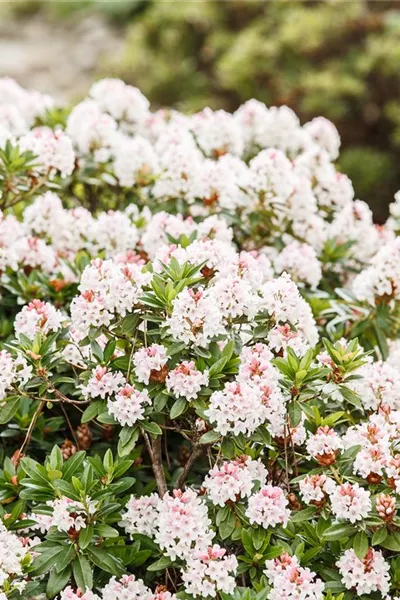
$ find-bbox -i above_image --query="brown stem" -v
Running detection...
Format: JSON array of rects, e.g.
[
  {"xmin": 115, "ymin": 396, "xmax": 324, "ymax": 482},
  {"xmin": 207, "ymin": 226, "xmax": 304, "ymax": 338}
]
[
  {"xmin": 19, "ymin": 401, "xmax": 45, "ymax": 455},
  {"xmin": 2, "ymin": 179, "xmax": 46, "ymax": 211},
  {"xmin": 175, "ymin": 445, "xmax": 204, "ymax": 490},
  {"xmin": 60, "ymin": 403, "xmax": 80, "ymax": 449},
  {"xmin": 143, "ymin": 432, "xmax": 167, "ymax": 497}
]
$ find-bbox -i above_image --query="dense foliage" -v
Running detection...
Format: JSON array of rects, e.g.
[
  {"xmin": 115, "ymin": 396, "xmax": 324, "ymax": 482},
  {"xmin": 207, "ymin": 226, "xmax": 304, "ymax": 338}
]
[{"xmin": 2, "ymin": 76, "xmax": 400, "ymax": 600}]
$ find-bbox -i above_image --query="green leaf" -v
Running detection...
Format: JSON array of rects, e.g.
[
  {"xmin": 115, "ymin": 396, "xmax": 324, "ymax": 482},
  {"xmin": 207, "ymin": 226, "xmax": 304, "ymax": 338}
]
[
  {"xmin": 219, "ymin": 509, "xmax": 236, "ymax": 540},
  {"xmin": 72, "ymin": 555, "xmax": 93, "ymax": 591},
  {"xmin": 55, "ymin": 545, "xmax": 75, "ymax": 573},
  {"xmin": 170, "ymin": 398, "xmax": 187, "ymax": 419},
  {"xmin": 95, "ymin": 524, "xmax": 119, "ymax": 538},
  {"xmin": 0, "ymin": 396, "xmax": 20, "ymax": 424},
  {"xmin": 208, "ymin": 357, "xmax": 228, "ymax": 378},
  {"xmin": 97, "ymin": 412, "xmax": 117, "ymax": 424},
  {"xmin": 323, "ymin": 523, "xmax": 356, "ymax": 541},
  {"xmin": 140, "ymin": 421, "xmax": 162, "ymax": 436},
  {"xmin": 118, "ymin": 426, "xmax": 139, "ymax": 457},
  {"xmin": 380, "ymin": 532, "xmax": 400, "ymax": 551},
  {"xmin": 148, "ymin": 556, "xmax": 174, "ymax": 571},
  {"xmin": 291, "ymin": 506, "xmax": 317, "ymax": 522},
  {"xmin": 353, "ymin": 531, "xmax": 369, "ymax": 559},
  {"xmin": 86, "ymin": 546, "xmax": 123, "ymax": 576},
  {"xmin": 81, "ymin": 402, "xmax": 101, "ymax": 423},
  {"xmin": 104, "ymin": 339, "xmax": 117, "ymax": 363},
  {"xmin": 339, "ymin": 386, "xmax": 362, "ymax": 409},
  {"xmin": 111, "ymin": 356, "xmax": 130, "ymax": 370},
  {"xmin": 32, "ymin": 546, "xmax": 66, "ymax": 576},
  {"xmin": 241, "ymin": 529, "xmax": 255, "ymax": 555},
  {"xmin": 288, "ymin": 401, "xmax": 302, "ymax": 427},
  {"xmin": 46, "ymin": 566, "xmax": 71, "ymax": 598},
  {"xmin": 129, "ymin": 549, "xmax": 152, "ymax": 567},
  {"xmin": 372, "ymin": 527, "xmax": 387, "ymax": 546},
  {"xmin": 199, "ymin": 430, "xmax": 221, "ymax": 444},
  {"xmin": 79, "ymin": 525, "xmax": 94, "ymax": 549},
  {"xmin": 221, "ymin": 437, "xmax": 235, "ymax": 459}
]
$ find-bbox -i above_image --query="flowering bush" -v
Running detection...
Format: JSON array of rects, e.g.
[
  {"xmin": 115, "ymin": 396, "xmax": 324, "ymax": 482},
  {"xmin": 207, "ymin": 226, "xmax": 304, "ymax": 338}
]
[{"xmin": 2, "ymin": 77, "xmax": 400, "ymax": 600}]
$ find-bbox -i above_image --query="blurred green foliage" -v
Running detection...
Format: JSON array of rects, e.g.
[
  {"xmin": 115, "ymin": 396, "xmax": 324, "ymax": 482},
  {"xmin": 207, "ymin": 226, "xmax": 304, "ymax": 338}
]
[
  {"xmin": 0, "ymin": 0, "xmax": 146, "ymax": 22},
  {"xmin": 5, "ymin": 0, "xmax": 400, "ymax": 220}
]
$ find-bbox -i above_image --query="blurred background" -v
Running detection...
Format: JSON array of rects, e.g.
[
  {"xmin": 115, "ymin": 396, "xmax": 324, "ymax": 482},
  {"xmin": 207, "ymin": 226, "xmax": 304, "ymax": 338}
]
[{"xmin": 1, "ymin": 0, "xmax": 400, "ymax": 221}]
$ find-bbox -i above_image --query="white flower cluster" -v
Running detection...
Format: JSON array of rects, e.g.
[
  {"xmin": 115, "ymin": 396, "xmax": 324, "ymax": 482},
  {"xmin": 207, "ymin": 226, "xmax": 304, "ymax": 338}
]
[
  {"xmin": 155, "ymin": 488, "xmax": 213, "ymax": 561},
  {"xmin": 0, "ymin": 524, "xmax": 28, "ymax": 596},
  {"xmin": 1, "ymin": 75, "xmax": 395, "ymax": 303},
  {"xmin": 306, "ymin": 426, "xmax": 343, "ymax": 465},
  {"xmin": 329, "ymin": 482, "xmax": 372, "ymax": 523},
  {"xmin": 343, "ymin": 408, "xmax": 400, "ymax": 490},
  {"xmin": 70, "ymin": 258, "xmax": 151, "ymax": 339},
  {"xmin": 46, "ymin": 496, "xmax": 97, "ymax": 533},
  {"xmin": 181, "ymin": 545, "xmax": 238, "ymax": 598},
  {"xmin": 166, "ymin": 361, "xmax": 209, "ymax": 401},
  {"xmin": 264, "ymin": 553, "xmax": 324, "ymax": 600},
  {"xmin": 203, "ymin": 457, "xmax": 268, "ymax": 506},
  {"xmin": 19, "ymin": 127, "xmax": 75, "ymax": 178},
  {"xmin": 353, "ymin": 237, "xmax": 400, "ymax": 305},
  {"xmin": 337, "ymin": 548, "xmax": 390, "ymax": 596},
  {"xmin": 299, "ymin": 474, "xmax": 335, "ymax": 505},
  {"xmin": 245, "ymin": 485, "xmax": 291, "ymax": 528},
  {"xmin": 120, "ymin": 488, "xmax": 237, "ymax": 598},
  {"xmin": 14, "ymin": 299, "xmax": 64, "ymax": 340},
  {"xmin": 120, "ymin": 493, "xmax": 160, "ymax": 537},
  {"xmin": 0, "ymin": 349, "xmax": 31, "ymax": 400},
  {"xmin": 132, "ymin": 344, "xmax": 169, "ymax": 385},
  {"xmin": 350, "ymin": 360, "xmax": 400, "ymax": 411},
  {"xmin": 205, "ymin": 342, "xmax": 288, "ymax": 437},
  {"xmin": 59, "ymin": 588, "xmax": 100, "ymax": 600}
]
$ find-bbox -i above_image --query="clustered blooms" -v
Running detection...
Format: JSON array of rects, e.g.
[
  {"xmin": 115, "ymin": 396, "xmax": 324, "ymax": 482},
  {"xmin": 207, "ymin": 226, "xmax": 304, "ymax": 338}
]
[
  {"xmin": 107, "ymin": 383, "xmax": 151, "ymax": 427},
  {"xmin": 306, "ymin": 426, "xmax": 343, "ymax": 465},
  {"xmin": 203, "ymin": 457, "xmax": 267, "ymax": 506},
  {"xmin": 14, "ymin": 299, "xmax": 64, "ymax": 340},
  {"xmin": 166, "ymin": 361, "xmax": 209, "ymax": 400},
  {"xmin": 0, "ymin": 350, "xmax": 31, "ymax": 400},
  {"xmin": 155, "ymin": 488, "xmax": 213, "ymax": 561},
  {"xmin": 264, "ymin": 553, "xmax": 324, "ymax": 600},
  {"xmin": 120, "ymin": 494, "xmax": 160, "ymax": 537},
  {"xmin": 46, "ymin": 496, "xmax": 98, "ymax": 533},
  {"xmin": 59, "ymin": 575, "xmax": 179, "ymax": 600},
  {"xmin": 70, "ymin": 258, "xmax": 151, "ymax": 340},
  {"xmin": 4, "ymin": 77, "xmax": 400, "ymax": 600},
  {"xmin": 205, "ymin": 381, "xmax": 270, "ymax": 437},
  {"xmin": 120, "ymin": 488, "xmax": 238, "ymax": 599},
  {"xmin": 181, "ymin": 545, "xmax": 238, "ymax": 598},
  {"xmin": 60, "ymin": 588, "xmax": 100, "ymax": 600},
  {"xmin": 337, "ymin": 548, "xmax": 390, "ymax": 596},
  {"xmin": 246, "ymin": 485, "xmax": 291, "ymax": 528},
  {"xmin": 82, "ymin": 366, "xmax": 126, "ymax": 400},
  {"xmin": 329, "ymin": 482, "xmax": 372, "ymax": 523},
  {"xmin": 133, "ymin": 344, "xmax": 169, "ymax": 385},
  {"xmin": 0, "ymin": 524, "xmax": 29, "ymax": 596},
  {"xmin": 299, "ymin": 474, "xmax": 335, "ymax": 505}
]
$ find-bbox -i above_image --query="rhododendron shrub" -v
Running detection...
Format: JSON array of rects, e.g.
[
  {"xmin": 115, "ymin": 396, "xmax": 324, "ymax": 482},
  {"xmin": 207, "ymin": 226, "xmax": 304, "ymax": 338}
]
[{"xmin": 2, "ymin": 79, "xmax": 400, "ymax": 600}]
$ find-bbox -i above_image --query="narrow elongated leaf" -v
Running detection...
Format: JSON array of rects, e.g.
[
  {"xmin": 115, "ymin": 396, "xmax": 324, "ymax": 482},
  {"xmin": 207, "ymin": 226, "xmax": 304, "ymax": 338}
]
[
  {"xmin": 323, "ymin": 523, "xmax": 356, "ymax": 541},
  {"xmin": 46, "ymin": 566, "xmax": 71, "ymax": 598},
  {"xmin": 353, "ymin": 531, "xmax": 369, "ymax": 559},
  {"xmin": 148, "ymin": 556, "xmax": 173, "ymax": 571},
  {"xmin": 72, "ymin": 555, "xmax": 93, "ymax": 591}
]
